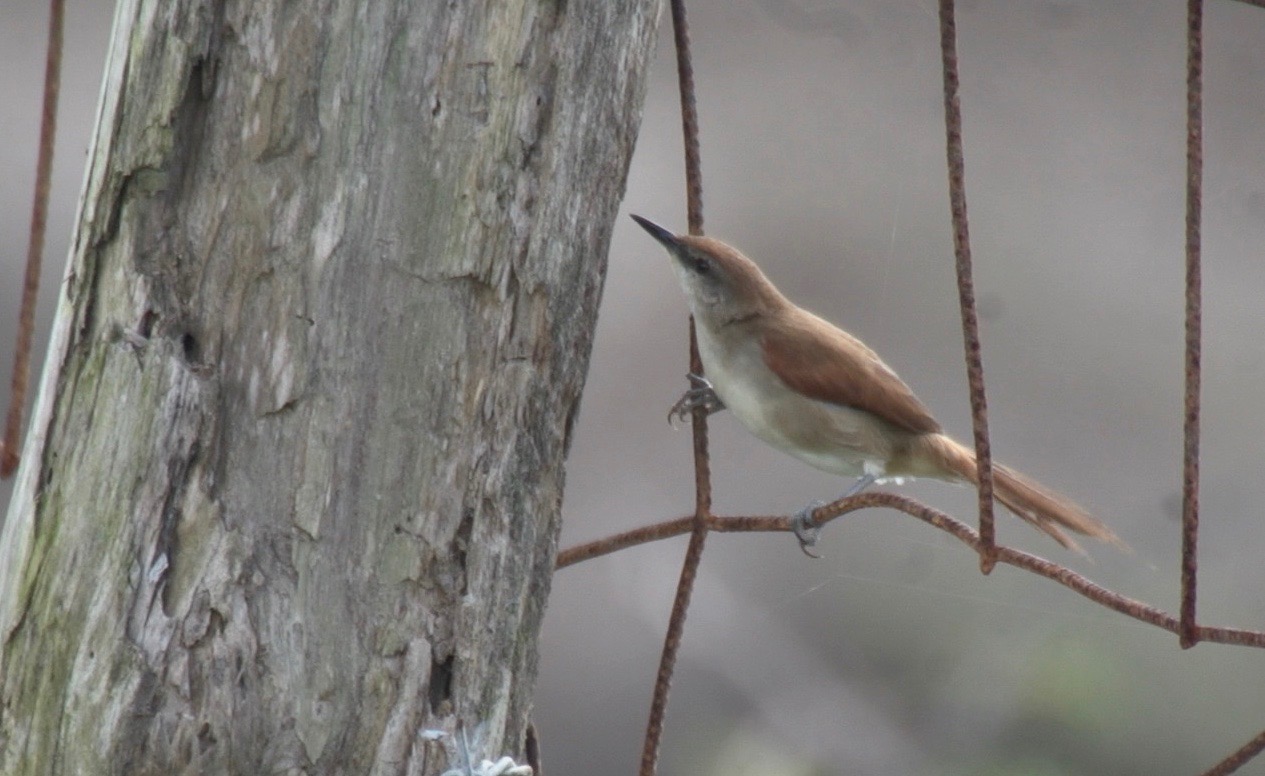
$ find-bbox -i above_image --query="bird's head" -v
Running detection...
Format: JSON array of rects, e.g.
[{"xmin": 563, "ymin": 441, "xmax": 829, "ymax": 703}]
[{"xmin": 630, "ymin": 214, "xmax": 785, "ymax": 324}]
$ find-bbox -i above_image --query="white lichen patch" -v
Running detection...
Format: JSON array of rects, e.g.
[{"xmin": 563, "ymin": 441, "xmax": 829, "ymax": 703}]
[
  {"xmin": 312, "ymin": 183, "xmax": 347, "ymax": 273},
  {"xmin": 268, "ymin": 331, "xmax": 296, "ymax": 410},
  {"xmin": 275, "ymin": 189, "xmax": 303, "ymax": 248}
]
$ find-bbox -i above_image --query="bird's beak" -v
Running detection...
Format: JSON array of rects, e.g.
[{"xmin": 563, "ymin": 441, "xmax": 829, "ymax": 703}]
[{"xmin": 630, "ymin": 214, "xmax": 682, "ymax": 252}]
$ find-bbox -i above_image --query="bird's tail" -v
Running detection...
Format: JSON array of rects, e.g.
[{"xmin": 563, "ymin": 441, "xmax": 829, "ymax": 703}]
[{"xmin": 913, "ymin": 433, "xmax": 1124, "ymax": 553}]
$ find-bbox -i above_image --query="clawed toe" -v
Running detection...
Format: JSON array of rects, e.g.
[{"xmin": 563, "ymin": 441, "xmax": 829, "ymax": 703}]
[
  {"xmin": 667, "ymin": 373, "xmax": 725, "ymax": 425},
  {"xmin": 792, "ymin": 502, "xmax": 825, "ymax": 558}
]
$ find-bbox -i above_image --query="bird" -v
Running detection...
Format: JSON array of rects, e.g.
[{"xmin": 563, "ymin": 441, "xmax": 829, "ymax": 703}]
[{"xmin": 630, "ymin": 213, "xmax": 1122, "ymax": 554}]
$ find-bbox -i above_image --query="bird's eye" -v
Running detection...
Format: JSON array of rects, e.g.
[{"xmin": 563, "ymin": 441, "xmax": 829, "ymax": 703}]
[{"xmin": 692, "ymin": 256, "xmax": 711, "ymax": 274}]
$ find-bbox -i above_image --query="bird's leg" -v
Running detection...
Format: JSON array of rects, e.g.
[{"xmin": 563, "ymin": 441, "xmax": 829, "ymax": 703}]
[
  {"xmin": 668, "ymin": 372, "xmax": 726, "ymax": 425},
  {"xmin": 792, "ymin": 473, "xmax": 879, "ymax": 557},
  {"xmin": 839, "ymin": 472, "xmax": 880, "ymax": 499}
]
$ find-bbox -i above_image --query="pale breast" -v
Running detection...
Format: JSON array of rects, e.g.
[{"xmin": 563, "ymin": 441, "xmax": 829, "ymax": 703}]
[{"xmin": 695, "ymin": 321, "xmax": 897, "ymax": 477}]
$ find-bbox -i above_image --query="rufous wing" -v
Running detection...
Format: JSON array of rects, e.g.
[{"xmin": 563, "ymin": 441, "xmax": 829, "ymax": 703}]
[{"xmin": 760, "ymin": 309, "xmax": 941, "ymax": 434}]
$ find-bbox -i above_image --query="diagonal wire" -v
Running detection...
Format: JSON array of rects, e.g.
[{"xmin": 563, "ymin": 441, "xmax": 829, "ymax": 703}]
[
  {"xmin": 1, "ymin": 0, "xmax": 64, "ymax": 479},
  {"xmin": 1200, "ymin": 726, "xmax": 1265, "ymax": 776},
  {"xmin": 1179, "ymin": 0, "xmax": 1203, "ymax": 651},
  {"xmin": 556, "ymin": 493, "xmax": 1265, "ymax": 650},
  {"xmin": 639, "ymin": 0, "xmax": 710, "ymax": 773},
  {"xmin": 937, "ymin": 0, "xmax": 997, "ymax": 573}
]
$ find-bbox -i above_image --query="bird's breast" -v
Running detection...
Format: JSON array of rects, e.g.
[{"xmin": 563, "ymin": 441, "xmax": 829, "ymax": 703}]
[{"xmin": 694, "ymin": 321, "xmax": 897, "ymax": 477}]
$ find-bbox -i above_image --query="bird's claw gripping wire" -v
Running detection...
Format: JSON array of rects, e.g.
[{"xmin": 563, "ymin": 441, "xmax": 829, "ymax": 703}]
[
  {"xmin": 668, "ymin": 372, "xmax": 725, "ymax": 425},
  {"xmin": 792, "ymin": 502, "xmax": 825, "ymax": 558},
  {"xmin": 790, "ymin": 475, "xmax": 877, "ymax": 558}
]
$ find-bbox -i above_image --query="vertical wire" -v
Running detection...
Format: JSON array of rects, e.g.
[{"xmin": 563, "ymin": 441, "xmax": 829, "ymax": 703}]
[
  {"xmin": 1, "ymin": 0, "xmax": 65, "ymax": 478},
  {"xmin": 639, "ymin": 0, "xmax": 711, "ymax": 773},
  {"xmin": 937, "ymin": 0, "xmax": 997, "ymax": 572},
  {"xmin": 1179, "ymin": 0, "xmax": 1204, "ymax": 650}
]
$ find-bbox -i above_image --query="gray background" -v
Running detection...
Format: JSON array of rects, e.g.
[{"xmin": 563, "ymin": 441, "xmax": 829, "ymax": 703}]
[{"xmin": 4, "ymin": 2, "xmax": 1265, "ymax": 774}]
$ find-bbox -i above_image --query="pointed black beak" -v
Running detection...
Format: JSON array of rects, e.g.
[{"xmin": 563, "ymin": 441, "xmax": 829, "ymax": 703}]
[{"xmin": 630, "ymin": 214, "xmax": 682, "ymax": 251}]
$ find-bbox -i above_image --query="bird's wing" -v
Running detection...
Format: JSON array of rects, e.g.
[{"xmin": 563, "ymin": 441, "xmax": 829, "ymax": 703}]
[{"xmin": 760, "ymin": 310, "xmax": 942, "ymax": 434}]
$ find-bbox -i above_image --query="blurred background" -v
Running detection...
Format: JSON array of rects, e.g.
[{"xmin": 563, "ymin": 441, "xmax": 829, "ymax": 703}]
[{"xmin": 5, "ymin": 2, "xmax": 1265, "ymax": 774}]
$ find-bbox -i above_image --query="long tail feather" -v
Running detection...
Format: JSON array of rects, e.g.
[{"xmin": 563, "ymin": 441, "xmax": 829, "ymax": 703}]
[{"xmin": 913, "ymin": 434, "xmax": 1124, "ymax": 553}]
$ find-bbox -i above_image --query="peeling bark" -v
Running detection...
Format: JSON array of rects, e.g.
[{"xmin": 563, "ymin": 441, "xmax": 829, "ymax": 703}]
[{"xmin": 0, "ymin": 1, "xmax": 660, "ymax": 773}]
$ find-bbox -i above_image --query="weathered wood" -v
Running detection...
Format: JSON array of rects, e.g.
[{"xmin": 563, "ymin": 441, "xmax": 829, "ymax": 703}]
[{"xmin": 0, "ymin": 0, "xmax": 660, "ymax": 772}]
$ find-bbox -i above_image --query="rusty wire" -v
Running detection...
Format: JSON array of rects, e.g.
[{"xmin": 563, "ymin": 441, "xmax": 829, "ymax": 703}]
[
  {"xmin": 936, "ymin": 0, "xmax": 997, "ymax": 573},
  {"xmin": 1, "ymin": 0, "xmax": 64, "ymax": 479},
  {"xmin": 638, "ymin": 1, "xmax": 710, "ymax": 774},
  {"xmin": 569, "ymin": 0, "xmax": 1265, "ymax": 771},
  {"xmin": 673, "ymin": 0, "xmax": 704, "ymax": 239},
  {"xmin": 1179, "ymin": 0, "xmax": 1204, "ymax": 652},
  {"xmin": 1201, "ymin": 726, "xmax": 1265, "ymax": 776},
  {"xmin": 3, "ymin": 0, "xmax": 1262, "ymax": 772},
  {"xmin": 557, "ymin": 493, "xmax": 1265, "ymax": 650}
]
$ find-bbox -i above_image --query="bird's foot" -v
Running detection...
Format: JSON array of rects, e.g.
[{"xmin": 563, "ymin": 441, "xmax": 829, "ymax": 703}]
[
  {"xmin": 792, "ymin": 501, "xmax": 826, "ymax": 558},
  {"xmin": 668, "ymin": 373, "xmax": 726, "ymax": 425},
  {"xmin": 790, "ymin": 476, "xmax": 878, "ymax": 558}
]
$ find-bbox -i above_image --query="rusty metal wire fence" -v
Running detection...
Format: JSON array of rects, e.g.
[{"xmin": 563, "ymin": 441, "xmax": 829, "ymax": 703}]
[
  {"xmin": 555, "ymin": 1, "xmax": 1265, "ymax": 774},
  {"xmin": 5, "ymin": 0, "xmax": 1265, "ymax": 774}
]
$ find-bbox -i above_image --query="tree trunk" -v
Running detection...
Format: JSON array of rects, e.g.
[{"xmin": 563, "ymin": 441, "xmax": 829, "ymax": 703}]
[{"xmin": 0, "ymin": 0, "xmax": 659, "ymax": 773}]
